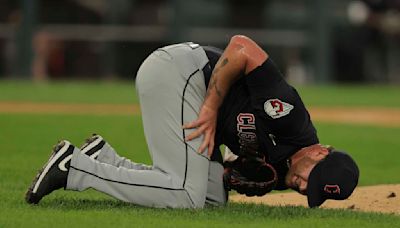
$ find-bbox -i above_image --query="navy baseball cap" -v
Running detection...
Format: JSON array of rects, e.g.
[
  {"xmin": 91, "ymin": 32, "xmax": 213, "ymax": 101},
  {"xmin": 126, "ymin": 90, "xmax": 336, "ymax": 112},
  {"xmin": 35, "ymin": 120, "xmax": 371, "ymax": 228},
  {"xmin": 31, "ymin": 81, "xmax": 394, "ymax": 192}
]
[{"xmin": 307, "ymin": 150, "xmax": 359, "ymax": 208}]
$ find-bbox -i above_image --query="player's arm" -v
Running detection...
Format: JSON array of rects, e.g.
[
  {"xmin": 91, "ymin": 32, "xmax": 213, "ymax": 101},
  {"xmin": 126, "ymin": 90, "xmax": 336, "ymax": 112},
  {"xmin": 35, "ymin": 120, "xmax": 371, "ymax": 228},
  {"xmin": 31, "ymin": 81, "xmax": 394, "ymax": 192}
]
[
  {"xmin": 183, "ymin": 35, "xmax": 269, "ymax": 157},
  {"xmin": 203, "ymin": 35, "xmax": 268, "ymax": 109}
]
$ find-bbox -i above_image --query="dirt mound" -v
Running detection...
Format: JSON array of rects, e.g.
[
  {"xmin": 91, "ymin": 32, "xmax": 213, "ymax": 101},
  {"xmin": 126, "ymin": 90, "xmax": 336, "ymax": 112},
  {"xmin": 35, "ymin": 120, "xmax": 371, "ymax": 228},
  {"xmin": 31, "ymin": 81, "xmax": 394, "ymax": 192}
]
[{"xmin": 230, "ymin": 184, "xmax": 400, "ymax": 215}]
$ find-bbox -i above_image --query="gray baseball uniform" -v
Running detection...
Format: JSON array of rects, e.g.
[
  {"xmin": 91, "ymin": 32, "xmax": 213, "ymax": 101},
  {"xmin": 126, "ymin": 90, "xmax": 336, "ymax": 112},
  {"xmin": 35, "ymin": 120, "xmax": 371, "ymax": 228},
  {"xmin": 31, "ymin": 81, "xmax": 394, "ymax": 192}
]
[{"xmin": 66, "ymin": 43, "xmax": 227, "ymax": 208}]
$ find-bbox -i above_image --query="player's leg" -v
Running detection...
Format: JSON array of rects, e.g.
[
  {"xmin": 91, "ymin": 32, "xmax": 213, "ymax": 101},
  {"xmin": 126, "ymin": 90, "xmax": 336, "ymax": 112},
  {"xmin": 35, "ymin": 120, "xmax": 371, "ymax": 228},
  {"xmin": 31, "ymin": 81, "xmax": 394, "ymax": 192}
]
[
  {"xmin": 67, "ymin": 151, "xmax": 195, "ymax": 208},
  {"xmin": 133, "ymin": 45, "xmax": 210, "ymax": 206},
  {"xmin": 80, "ymin": 134, "xmax": 152, "ymax": 170},
  {"xmin": 66, "ymin": 45, "xmax": 211, "ymax": 208},
  {"xmin": 25, "ymin": 138, "xmax": 153, "ymax": 204},
  {"xmin": 205, "ymin": 160, "xmax": 227, "ymax": 206},
  {"xmin": 80, "ymin": 134, "xmax": 227, "ymax": 206}
]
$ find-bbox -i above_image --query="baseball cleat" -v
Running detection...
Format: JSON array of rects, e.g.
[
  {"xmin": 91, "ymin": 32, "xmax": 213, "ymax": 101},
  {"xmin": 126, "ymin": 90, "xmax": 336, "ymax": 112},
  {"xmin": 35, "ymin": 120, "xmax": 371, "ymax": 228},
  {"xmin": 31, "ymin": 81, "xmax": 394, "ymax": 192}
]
[
  {"xmin": 80, "ymin": 134, "xmax": 105, "ymax": 159},
  {"xmin": 25, "ymin": 140, "xmax": 74, "ymax": 204}
]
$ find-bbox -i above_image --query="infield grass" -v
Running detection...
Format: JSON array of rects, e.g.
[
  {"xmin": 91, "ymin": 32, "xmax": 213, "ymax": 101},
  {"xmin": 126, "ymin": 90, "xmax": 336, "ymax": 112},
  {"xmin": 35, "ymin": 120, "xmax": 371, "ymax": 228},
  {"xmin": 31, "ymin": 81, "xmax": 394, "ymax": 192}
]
[
  {"xmin": 1, "ymin": 80, "xmax": 400, "ymax": 107},
  {"xmin": 0, "ymin": 81, "xmax": 399, "ymax": 227}
]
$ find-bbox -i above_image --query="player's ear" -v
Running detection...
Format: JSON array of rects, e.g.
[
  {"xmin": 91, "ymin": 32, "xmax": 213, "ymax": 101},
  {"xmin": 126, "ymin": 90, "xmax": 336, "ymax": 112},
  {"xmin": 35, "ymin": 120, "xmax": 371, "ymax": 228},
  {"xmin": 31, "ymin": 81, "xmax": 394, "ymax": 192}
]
[
  {"xmin": 307, "ymin": 148, "xmax": 328, "ymax": 162},
  {"xmin": 304, "ymin": 144, "xmax": 329, "ymax": 162}
]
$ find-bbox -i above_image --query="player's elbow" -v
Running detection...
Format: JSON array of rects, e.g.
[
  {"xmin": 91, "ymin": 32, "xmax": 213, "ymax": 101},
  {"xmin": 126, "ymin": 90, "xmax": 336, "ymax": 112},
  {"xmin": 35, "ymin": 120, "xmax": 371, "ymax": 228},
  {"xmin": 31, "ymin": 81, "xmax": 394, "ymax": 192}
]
[
  {"xmin": 230, "ymin": 35, "xmax": 252, "ymax": 46},
  {"xmin": 228, "ymin": 35, "xmax": 268, "ymax": 74},
  {"xmin": 229, "ymin": 35, "xmax": 253, "ymax": 54},
  {"xmin": 229, "ymin": 35, "xmax": 264, "ymax": 53},
  {"xmin": 228, "ymin": 35, "xmax": 250, "ymax": 58}
]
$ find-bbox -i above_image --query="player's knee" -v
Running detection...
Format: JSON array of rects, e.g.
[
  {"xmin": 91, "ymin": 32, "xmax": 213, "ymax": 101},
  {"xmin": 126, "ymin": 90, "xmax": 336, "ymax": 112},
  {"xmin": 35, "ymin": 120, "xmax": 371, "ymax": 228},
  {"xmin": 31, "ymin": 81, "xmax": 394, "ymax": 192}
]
[
  {"xmin": 170, "ymin": 191, "xmax": 205, "ymax": 209},
  {"xmin": 186, "ymin": 190, "xmax": 207, "ymax": 209}
]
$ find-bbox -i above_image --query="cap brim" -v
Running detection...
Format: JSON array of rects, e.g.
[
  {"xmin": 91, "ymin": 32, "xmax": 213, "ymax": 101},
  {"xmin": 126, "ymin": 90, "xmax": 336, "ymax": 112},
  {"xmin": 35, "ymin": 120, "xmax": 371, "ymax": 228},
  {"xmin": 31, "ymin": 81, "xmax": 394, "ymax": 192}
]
[{"xmin": 307, "ymin": 162, "xmax": 326, "ymax": 208}]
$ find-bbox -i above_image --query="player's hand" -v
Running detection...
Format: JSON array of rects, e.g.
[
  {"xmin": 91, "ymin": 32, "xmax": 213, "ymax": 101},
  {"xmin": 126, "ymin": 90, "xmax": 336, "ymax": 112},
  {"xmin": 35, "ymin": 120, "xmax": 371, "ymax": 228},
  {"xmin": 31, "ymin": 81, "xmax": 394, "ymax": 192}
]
[{"xmin": 182, "ymin": 105, "xmax": 217, "ymax": 158}]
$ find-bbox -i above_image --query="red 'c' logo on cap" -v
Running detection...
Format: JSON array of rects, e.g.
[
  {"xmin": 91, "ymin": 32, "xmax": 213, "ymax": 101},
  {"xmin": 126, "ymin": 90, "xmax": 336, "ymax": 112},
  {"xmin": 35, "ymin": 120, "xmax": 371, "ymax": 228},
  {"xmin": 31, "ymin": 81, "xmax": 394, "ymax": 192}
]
[{"xmin": 324, "ymin": 185, "xmax": 341, "ymax": 194}]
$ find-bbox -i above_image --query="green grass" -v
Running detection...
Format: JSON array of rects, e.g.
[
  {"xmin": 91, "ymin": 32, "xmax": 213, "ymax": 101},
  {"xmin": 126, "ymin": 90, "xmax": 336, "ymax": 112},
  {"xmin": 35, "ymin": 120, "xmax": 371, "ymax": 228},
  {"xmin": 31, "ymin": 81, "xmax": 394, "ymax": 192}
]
[
  {"xmin": 1, "ymin": 201, "xmax": 399, "ymax": 228},
  {"xmin": 0, "ymin": 81, "xmax": 399, "ymax": 227},
  {"xmin": 316, "ymin": 123, "xmax": 400, "ymax": 185},
  {"xmin": 0, "ymin": 113, "xmax": 399, "ymax": 227},
  {"xmin": 0, "ymin": 80, "xmax": 138, "ymax": 104},
  {"xmin": 1, "ymin": 200, "xmax": 399, "ymax": 227},
  {"xmin": 1, "ymin": 80, "xmax": 400, "ymax": 107},
  {"xmin": 296, "ymin": 84, "xmax": 400, "ymax": 107}
]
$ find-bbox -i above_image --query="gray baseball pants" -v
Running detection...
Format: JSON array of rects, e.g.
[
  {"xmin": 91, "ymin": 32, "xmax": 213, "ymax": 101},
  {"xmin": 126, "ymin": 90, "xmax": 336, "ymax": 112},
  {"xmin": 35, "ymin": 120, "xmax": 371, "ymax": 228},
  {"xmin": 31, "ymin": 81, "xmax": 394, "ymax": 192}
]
[{"xmin": 66, "ymin": 43, "xmax": 227, "ymax": 208}]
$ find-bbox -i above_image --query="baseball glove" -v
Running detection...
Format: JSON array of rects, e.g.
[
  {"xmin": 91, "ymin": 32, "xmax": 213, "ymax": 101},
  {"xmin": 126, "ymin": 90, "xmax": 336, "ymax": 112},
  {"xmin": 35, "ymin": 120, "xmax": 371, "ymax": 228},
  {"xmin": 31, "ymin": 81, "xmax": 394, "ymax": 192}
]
[{"xmin": 223, "ymin": 156, "xmax": 278, "ymax": 197}]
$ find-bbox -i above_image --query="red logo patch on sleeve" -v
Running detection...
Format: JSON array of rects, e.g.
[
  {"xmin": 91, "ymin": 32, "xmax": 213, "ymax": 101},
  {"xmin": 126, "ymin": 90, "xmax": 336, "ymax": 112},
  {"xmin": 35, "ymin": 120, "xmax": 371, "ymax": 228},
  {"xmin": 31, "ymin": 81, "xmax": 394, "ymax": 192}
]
[{"xmin": 264, "ymin": 99, "xmax": 294, "ymax": 119}]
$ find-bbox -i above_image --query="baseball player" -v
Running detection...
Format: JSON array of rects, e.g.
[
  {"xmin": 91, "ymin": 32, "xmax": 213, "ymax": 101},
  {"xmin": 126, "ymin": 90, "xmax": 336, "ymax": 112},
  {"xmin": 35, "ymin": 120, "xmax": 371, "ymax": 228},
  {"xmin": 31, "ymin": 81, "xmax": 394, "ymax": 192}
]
[{"xmin": 26, "ymin": 35, "xmax": 359, "ymax": 208}]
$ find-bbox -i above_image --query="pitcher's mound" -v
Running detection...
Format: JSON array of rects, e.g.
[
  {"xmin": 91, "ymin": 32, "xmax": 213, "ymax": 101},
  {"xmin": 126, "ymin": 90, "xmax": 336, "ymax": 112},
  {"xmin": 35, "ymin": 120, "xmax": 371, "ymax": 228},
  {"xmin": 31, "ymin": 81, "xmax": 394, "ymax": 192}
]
[{"xmin": 230, "ymin": 184, "xmax": 400, "ymax": 215}]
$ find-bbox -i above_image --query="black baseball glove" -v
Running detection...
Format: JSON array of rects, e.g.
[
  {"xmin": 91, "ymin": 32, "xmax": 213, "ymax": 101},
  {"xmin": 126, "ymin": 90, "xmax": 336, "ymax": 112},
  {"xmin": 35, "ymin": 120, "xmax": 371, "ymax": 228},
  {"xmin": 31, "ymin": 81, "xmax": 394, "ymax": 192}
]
[{"xmin": 223, "ymin": 156, "xmax": 278, "ymax": 197}]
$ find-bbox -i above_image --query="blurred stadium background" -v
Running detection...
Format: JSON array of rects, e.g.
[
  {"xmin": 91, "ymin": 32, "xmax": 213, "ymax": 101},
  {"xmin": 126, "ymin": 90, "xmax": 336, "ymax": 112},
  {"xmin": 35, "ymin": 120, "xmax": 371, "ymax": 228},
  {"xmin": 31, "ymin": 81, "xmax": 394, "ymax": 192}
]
[{"xmin": 0, "ymin": 0, "xmax": 399, "ymax": 83}]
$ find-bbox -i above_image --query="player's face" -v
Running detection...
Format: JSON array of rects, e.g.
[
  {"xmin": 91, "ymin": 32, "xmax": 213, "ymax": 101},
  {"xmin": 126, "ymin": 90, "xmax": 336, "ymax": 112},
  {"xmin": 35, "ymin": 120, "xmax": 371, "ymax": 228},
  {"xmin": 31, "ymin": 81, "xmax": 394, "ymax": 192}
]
[
  {"xmin": 285, "ymin": 144, "xmax": 330, "ymax": 194},
  {"xmin": 285, "ymin": 156, "xmax": 318, "ymax": 195}
]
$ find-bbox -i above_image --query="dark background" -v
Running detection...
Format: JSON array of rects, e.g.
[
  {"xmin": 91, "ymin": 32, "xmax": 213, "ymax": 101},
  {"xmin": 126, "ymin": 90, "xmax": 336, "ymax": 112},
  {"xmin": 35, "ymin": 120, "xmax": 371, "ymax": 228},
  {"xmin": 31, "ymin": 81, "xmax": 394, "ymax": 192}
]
[{"xmin": 0, "ymin": 0, "xmax": 399, "ymax": 83}]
